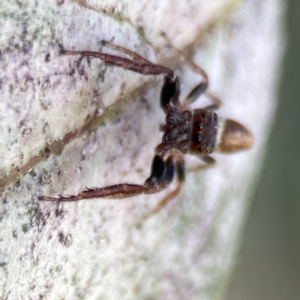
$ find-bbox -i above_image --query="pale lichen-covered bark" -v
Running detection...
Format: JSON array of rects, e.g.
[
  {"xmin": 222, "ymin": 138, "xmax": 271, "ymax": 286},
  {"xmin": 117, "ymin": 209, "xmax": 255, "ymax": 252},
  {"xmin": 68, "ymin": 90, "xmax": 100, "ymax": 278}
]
[{"xmin": 0, "ymin": 0, "xmax": 284, "ymax": 299}]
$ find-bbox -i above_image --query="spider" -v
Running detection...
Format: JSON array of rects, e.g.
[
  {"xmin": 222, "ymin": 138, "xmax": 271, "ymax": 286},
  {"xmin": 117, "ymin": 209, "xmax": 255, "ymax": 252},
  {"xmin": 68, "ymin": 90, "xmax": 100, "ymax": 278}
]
[{"xmin": 40, "ymin": 40, "xmax": 253, "ymax": 214}]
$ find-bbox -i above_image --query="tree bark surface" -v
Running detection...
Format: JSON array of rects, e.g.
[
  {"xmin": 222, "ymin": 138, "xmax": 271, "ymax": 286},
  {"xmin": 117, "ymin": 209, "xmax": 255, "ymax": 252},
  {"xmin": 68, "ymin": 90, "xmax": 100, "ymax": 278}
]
[{"xmin": 0, "ymin": 0, "xmax": 284, "ymax": 299}]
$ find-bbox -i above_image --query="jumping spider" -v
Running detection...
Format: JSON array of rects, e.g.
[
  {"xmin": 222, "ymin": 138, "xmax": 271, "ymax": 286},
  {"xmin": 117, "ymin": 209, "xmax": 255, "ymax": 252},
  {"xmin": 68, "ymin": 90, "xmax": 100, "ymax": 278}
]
[{"xmin": 40, "ymin": 41, "xmax": 253, "ymax": 213}]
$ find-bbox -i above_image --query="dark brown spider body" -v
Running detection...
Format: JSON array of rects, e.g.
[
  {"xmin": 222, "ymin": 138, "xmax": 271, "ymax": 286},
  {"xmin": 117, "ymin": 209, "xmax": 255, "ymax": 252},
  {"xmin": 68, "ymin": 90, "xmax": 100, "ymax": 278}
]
[
  {"xmin": 159, "ymin": 108, "xmax": 193, "ymax": 155},
  {"xmin": 157, "ymin": 107, "xmax": 218, "ymax": 157},
  {"xmin": 40, "ymin": 41, "xmax": 253, "ymax": 209},
  {"xmin": 188, "ymin": 108, "xmax": 218, "ymax": 155}
]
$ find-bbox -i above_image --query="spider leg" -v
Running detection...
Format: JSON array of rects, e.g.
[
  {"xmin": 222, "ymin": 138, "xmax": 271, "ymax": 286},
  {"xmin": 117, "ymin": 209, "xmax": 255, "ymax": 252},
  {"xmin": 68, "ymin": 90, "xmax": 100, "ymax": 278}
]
[
  {"xmin": 163, "ymin": 38, "xmax": 209, "ymax": 105},
  {"xmin": 62, "ymin": 49, "xmax": 173, "ymax": 77},
  {"xmin": 187, "ymin": 155, "xmax": 216, "ymax": 172},
  {"xmin": 144, "ymin": 155, "xmax": 215, "ymax": 219},
  {"xmin": 40, "ymin": 184, "xmax": 149, "ymax": 202},
  {"xmin": 160, "ymin": 76, "xmax": 182, "ymax": 111},
  {"xmin": 183, "ymin": 75, "xmax": 208, "ymax": 106},
  {"xmin": 203, "ymin": 92, "xmax": 222, "ymax": 111},
  {"xmin": 144, "ymin": 156, "xmax": 185, "ymax": 219},
  {"xmin": 99, "ymin": 42, "xmax": 185, "ymax": 111},
  {"xmin": 101, "ymin": 40, "xmax": 153, "ymax": 65},
  {"xmin": 63, "ymin": 45, "xmax": 181, "ymax": 111},
  {"xmin": 167, "ymin": 43, "xmax": 222, "ymax": 109},
  {"xmin": 39, "ymin": 155, "xmax": 175, "ymax": 202}
]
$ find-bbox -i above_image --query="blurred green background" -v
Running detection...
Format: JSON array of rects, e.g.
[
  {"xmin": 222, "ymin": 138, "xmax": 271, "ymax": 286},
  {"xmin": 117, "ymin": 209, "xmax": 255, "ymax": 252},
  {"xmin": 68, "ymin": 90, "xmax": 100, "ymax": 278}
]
[{"xmin": 226, "ymin": 0, "xmax": 300, "ymax": 299}]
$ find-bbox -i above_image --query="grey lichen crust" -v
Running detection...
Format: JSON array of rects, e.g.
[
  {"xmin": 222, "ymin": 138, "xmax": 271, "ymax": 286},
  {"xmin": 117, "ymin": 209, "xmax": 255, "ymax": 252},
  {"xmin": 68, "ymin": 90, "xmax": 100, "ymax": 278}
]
[{"xmin": 0, "ymin": 0, "xmax": 284, "ymax": 299}]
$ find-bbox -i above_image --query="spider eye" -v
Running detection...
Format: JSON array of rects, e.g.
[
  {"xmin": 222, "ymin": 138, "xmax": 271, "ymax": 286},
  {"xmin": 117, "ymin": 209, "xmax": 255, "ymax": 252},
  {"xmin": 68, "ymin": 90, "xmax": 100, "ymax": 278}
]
[
  {"xmin": 193, "ymin": 133, "xmax": 203, "ymax": 144},
  {"xmin": 194, "ymin": 121, "xmax": 204, "ymax": 132},
  {"xmin": 201, "ymin": 113, "xmax": 207, "ymax": 120}
]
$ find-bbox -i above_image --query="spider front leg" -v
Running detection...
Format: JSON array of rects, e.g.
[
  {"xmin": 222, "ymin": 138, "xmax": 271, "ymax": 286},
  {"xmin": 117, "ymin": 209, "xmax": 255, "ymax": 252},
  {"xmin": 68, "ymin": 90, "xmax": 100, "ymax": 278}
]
[
  {"xmin": 182, "ymin": 56, "xmax": 222, "ymax": 109},
  {"xmin": 62, "ymin": 46, "xmax": 173, "ymax": 77},
  {"xmin": 164, "ymin": 38, "xmax": 222, "ymax": 109},
  {"xmin": 100, "ymin": 41, "xmax": 189, "ymax": 112},
  {"xmin": 187, "ymin": 155, "xmax": 216, "ymax": 172},
  {"xmin": 63, "ymin": 43, "xmax": 183, "ymax": 112},
  {"xmin": 144, "ymin": 156, "xmax": 185, "ymax": 218},
  {"xmin": 163, "ymin": 38, "xmax": 208, "ymax": 103},
  {"xmin": 101, "ymin": 40, "xmax": 153, "ymax": 65},
  {"xmin": 39, "ymin": 155, "xmax": 175, "ymax": 202}
]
